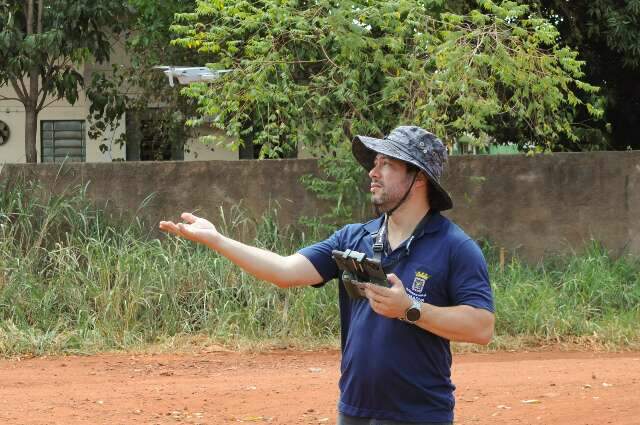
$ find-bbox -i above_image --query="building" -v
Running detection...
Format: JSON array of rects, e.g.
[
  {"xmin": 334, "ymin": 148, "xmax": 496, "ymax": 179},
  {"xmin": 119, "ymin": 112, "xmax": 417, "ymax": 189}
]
[{"xmin": 0, "ymin": 44, "xmax": 313, "ymax": 164}]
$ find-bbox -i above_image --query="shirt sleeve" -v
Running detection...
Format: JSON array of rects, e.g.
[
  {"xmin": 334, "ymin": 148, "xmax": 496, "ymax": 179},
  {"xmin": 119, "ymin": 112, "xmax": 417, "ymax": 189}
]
[
  {"xmin": 448, "ymin": 239, "xmax": 495, "ymax": 312},
  {"xmin": 297, "ymin": 227, "xmax": 344, "ymax": 284}
]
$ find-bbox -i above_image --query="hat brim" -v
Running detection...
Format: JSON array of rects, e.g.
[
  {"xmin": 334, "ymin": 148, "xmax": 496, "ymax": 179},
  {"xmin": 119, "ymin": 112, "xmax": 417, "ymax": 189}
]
[{"xmin": 352, "ymin": 135, "xmax": 453, "ymax": 211}]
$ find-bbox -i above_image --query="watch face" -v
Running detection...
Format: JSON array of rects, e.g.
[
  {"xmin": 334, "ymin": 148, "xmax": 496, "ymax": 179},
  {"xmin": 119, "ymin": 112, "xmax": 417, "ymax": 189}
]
[{"xmin": 406, "ymin": 306, "xmax": 421, "ymax": 322}]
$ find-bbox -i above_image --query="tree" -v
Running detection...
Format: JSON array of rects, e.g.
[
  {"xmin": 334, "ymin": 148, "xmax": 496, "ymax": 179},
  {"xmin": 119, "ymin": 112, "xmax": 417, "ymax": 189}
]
[
  {"xmin": 0, "ymin": 0, "xmax": 128, "ymax": 163},
  {"xmin": 170, "ymin": 0, "xmax": 602, "ymax": 158},
  {"xmin": 86, "ymin": 0, "xmax": 206, "ymax": 161},
  {"xmin": 168, "ymin": 0, "xmax": 603, "ymax": 227},
  {"xmin": 528, "ymin": 0, "xmax": 640, "ymax": 150}
]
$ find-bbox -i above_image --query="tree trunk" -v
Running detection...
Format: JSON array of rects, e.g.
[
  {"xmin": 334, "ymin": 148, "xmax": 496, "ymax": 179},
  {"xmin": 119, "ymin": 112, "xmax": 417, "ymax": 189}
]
[
  {"xmin": 24, "ymin": 103, "xmax": 38, "ymax": 163},
  {"xmin": 22, "ymin": 0, "xmax": 39, "ymax": 163}
]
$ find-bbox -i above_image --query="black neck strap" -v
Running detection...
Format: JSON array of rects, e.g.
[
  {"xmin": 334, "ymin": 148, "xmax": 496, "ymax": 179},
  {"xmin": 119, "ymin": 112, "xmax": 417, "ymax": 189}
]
[
  {"xmin": 386, "ymin": 171, "xmax": 418, "ymax": 216},
  {"xmin": 372, "ymin": 210, "xmax": 431, "ymax": 262}
]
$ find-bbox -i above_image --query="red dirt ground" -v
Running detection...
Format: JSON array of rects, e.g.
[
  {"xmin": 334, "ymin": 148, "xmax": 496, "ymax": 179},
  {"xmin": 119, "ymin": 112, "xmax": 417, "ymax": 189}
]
[{"xmin": 1, "ymin": 349, "xmax": 638, "ymax": 424}]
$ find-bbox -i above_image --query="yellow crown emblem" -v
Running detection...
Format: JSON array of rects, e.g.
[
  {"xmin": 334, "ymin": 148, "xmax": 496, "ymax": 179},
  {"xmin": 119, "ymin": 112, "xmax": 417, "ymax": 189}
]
[{"xmin": 415, "ymin": 271, "xmax": 430, "ymax": 280}]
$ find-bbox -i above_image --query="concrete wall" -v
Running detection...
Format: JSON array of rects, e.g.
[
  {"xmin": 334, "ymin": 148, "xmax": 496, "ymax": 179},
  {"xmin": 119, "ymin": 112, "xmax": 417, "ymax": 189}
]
[
  {"xmin": 1, "ymin": 151, "xmax": 639, "ymax": 261},
  {"xmin": 444, "ymin": 152, "xmax": 640, "ymax": 261},
  {"xmin": 0, "ymin": 159, "xmax": 325, "ymax": 240}
]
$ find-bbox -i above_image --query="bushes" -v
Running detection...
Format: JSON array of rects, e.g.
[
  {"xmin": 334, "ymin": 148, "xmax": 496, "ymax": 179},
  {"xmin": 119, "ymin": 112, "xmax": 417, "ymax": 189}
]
[
  {"xmin": 0, "ymin": 180, "xmax": 338, "ymax": 355},
  {"xmin": 1, "ymin": 181, "xmax": 638, "ymax": 355},
  {"xmin": 491, "ymin": 242, "xmax": 640, "ymax": 348}
]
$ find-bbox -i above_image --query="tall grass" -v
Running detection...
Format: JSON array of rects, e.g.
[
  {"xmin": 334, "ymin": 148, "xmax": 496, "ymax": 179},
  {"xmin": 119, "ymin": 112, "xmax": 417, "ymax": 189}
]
[
  {"xmin": 489, "ymin": 242, "xmax": 640, "ymax": 350},
  {"xmin": 1, "ymin": 180, "xmax": 639, "ymax": 356},
  {"xmin": 0, "ymin": 180, "xmax": 338, "ymax": 356}
]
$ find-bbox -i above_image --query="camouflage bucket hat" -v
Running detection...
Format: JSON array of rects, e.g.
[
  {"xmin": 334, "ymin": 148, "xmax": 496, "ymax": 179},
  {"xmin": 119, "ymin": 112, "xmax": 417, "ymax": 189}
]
[{"xmin": 352, "ymin": 125, "xmax": 453, "ymax": 211}]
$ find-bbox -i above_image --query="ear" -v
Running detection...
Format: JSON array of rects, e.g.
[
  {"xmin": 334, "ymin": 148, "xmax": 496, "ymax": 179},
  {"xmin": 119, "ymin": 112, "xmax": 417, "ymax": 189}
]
[{"xmin": 414, "ymin": 171, "xmax": 428, "ymax": 189}]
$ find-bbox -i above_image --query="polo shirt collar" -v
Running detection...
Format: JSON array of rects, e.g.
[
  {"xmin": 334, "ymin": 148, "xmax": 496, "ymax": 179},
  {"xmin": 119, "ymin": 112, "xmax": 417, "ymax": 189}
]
[
  {"xmin": 363, "ymin": 210, "xmax": 444, "ymax": 239},
  {"xmin": 414, "ymin": 210, "xmax": 445, "ymax": 238},
  {"xmin": 363, "ymin": 216, "xmax": 385, "ymax": 235}
]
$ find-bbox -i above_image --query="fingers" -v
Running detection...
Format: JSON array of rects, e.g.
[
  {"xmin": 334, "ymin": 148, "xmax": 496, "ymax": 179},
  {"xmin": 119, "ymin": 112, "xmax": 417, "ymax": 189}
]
[
  {"xmin": 159, "ymin": 220, "xmax": 180, "ymax": 235},
  {"xmin": 367, "ymin": 295, "xmax": 391, "ymax": 317},
  {"xmin": 361, "ymin": 284, "xmax": 385, "ymax": 304},
  {"xmin": 159, "ymin": 219, "xmax": 194, "ymax": 238},
  {"xmin": 364, "ymin": 282, "xmax": 389, "ymax": 297},
  {"xmin": 181, "ymin": 212, "xmax": 198, "ymax": 224},
  {"xmin": 368, "ymin": 293, "xmax": 382, "ymax": 305},
  {"xmin": 368, "ymin": 297, "xmax": 378, "ymax": 311},
  {"xmin": 159, "ymin": 212, "xmax": 198, "ymax": 235},
  {"xmin": 387, "ymin": 273, "xmax": 402, "ymax": 287}
]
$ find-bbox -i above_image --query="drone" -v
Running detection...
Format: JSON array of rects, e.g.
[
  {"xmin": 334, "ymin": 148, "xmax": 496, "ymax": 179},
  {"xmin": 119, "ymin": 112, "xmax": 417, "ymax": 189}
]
[{"xmin": 154, "ymin": 66, "xmax": 232, "ymax": 87}]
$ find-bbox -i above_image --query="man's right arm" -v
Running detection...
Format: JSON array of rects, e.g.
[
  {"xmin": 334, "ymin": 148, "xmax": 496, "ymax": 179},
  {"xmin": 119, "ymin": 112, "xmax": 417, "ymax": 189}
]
[
  {"xmin": 207, "ymin": 235, "xmax": 324, "ymax": 288},
  {"xmin": 159, "ymin": 212, "xmax": 324, "ymax": 288}
]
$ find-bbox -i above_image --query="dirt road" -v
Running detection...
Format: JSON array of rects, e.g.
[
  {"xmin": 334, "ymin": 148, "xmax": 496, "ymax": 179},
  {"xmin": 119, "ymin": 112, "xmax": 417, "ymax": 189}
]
[{"xmin": 1, "ymin": 349, "xmax": 638, "ymax": 424}]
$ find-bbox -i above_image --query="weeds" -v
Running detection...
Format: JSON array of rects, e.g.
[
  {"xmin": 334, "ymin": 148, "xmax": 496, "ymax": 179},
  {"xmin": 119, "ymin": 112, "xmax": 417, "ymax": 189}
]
[{"xmin": 1, "ymin": 181, "xmax": 639, "ymax": 356}]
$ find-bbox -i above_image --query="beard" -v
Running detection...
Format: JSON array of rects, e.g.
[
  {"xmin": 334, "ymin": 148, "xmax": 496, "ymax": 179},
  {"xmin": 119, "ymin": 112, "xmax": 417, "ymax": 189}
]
[
  {"xmin": 370, "ymin": 175, "xmax": 415, "ymax": 215},
  {"xmin": 371, "ymin": 168, "xmax": 418, "ymax": 216},
  {"xmin": 371, "ymin": 191, "xmax": 396, "ymax": 215}
]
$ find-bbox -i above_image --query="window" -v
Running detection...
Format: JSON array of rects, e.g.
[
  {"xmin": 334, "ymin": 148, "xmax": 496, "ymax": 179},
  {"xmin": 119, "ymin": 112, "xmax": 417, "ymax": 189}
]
[
  {"xmin": 125, "ymin": 109, "xmax": 184, "ymax": 161},
  {"xmin": 139, "ymin": 118, "xmax": 174, "ymax": 161},
  {"xmin": 41, "ymin": 120, "xmax": 86, "ymax": 163}
]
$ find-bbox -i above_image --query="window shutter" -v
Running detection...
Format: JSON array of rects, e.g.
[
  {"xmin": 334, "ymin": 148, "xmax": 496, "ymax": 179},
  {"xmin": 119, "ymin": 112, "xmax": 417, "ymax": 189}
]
[{"xmin": 41, "ymin": 121, "xmax": 86, "ymax": 163}]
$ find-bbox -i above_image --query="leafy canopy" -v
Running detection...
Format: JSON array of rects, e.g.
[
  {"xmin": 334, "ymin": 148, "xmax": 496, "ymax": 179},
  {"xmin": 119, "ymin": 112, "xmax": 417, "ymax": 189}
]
[
  {"xmin": 528, "ymin": 0, "xmax": 640, "ymax": 150},
  {"xmin": 0, "ymin": 0, "xmax": 129, "ymax": 162},
  {"xmin": 86, "ymin": 0, "xmax": 203, "ymax": 157},
  {"xmin": 0, "ymin": 0, "xmax": 128, "ymax": 108},
  {"xmin": 170, "ymin": 0, "xmax": 602, "ymax": 158}
]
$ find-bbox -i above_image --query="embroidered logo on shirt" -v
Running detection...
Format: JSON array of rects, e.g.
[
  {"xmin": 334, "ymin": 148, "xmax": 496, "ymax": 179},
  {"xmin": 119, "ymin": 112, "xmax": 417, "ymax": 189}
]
[{"xmin": 411, "ymin": 271, "xmax": 431, "ymax": 292}]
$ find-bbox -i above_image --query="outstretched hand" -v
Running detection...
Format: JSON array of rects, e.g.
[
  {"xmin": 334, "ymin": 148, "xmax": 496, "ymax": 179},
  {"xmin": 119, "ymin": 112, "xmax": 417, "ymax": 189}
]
[{"xmin": 159, "ymin": 212, "xmax": 220, "ymax": 247}]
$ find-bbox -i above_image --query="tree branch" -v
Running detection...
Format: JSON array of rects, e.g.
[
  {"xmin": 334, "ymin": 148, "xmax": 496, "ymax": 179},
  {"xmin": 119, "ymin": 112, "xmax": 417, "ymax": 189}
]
[
  {"xmin": 36, "ymin": 89, "xmax": 50, "ymax": 111},
  {"xmin": 38, "ymin": 97, "xmax": 59, "ymax": 112},
  {"xmin": 17, "ymin": 75, "xmax": 29, "ymax": 98},
  {"xmin": 9, "ymin": 77, "xmax": 27, "ymax": 101},
  {"xmin": 0, "ymin": 94, "xmax": 23, "ymax": 102},
  {"xmin": 37, "ymin": 0, "xmax": 43, "ymax": 34},
  {"xmin": 26, "ymin": 0, "xmax": 34, "ymax": 35},
  {"xmin": 37, "ymin": 61, "xmax": 57, "ymax": 104},
  {"xmin": 319, "ymin": 42, "xmax": 339, "ymax": 69},
  {"xmin": 36, "ymin": 65, "xmax": 59, "ymax": 111}
]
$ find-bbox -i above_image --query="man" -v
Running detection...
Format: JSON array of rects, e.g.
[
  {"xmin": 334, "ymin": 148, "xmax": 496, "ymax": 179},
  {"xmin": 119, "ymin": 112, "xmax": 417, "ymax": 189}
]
[{"xmin": 159, "ymin": 126, "xmax": 495, "ymax": 425}]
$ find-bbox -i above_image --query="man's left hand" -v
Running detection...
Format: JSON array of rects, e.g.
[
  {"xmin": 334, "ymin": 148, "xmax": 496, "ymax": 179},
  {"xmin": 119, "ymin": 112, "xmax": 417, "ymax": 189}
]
[{"xmin": 362, "ymin": 273, "xmax": 413, "ymax": 319}]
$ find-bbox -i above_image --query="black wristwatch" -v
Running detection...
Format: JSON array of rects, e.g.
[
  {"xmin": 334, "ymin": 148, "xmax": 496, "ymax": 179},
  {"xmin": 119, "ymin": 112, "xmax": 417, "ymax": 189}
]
[{"xmin": 404, "ymin": 299, "xmax": 422, "ymax": 323}]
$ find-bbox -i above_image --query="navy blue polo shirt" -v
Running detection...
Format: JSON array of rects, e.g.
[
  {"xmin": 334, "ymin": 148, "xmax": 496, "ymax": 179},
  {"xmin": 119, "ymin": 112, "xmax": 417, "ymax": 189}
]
[{"xmin": 298, "ymin": 211, "xmax": 494, "ymax": 423}]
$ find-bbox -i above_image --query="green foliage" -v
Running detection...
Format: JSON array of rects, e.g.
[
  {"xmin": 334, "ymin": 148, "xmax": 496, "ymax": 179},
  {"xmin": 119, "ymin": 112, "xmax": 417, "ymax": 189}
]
[
  {"xmin": 1, "ymin": 182, "xmax": 640, "ymax": 355},
  {"xmin": 0, "ymin": 179, "xmax": 339, "ymax": 355},
  {"xmin": 86, "ymin": 0, "xmax": 204, "ymax": 159},
  {"xmin": 170, "ymin": 0, "xmax": 603, "ymax": 219},
  {"xmin": 490, "ymin": 241, "xmax": 640, "ymax": 347},
  {"xmin": 416, "ymin": 0, "xmax": 602, "ymax": 150},
  {"xmin": 300, "ymin": 143, "xmax": 371, "ymax": 233},
  {"xmin": 0, "ymin": 0, "xmax": 129, "ymax": 162},
  {"xmin": 170, "ymin": 0, "xmax": 602, "ymax": 158},
  {"xmin": 86, "ymin": 68, "xmax": 130, "ymax": 153},
  {"xmin": 530, "ymin": 0, "xmax": 640, "ymax": 150}
]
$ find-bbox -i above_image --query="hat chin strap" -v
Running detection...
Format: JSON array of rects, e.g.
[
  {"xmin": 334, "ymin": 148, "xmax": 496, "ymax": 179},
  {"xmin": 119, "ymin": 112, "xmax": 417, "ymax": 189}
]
[{"xmin": 385, "ymin": 170, "xmax": 418, "ymax": 216}]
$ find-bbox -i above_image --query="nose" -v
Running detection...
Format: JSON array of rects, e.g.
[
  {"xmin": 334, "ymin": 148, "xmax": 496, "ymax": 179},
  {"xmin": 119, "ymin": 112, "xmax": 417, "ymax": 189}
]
[{"xmin": 368, "ymin": 165, "xmax": 379, "ymax": 179}]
